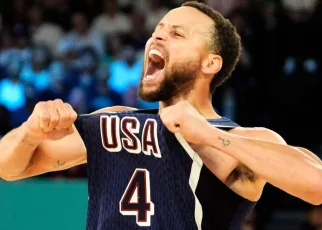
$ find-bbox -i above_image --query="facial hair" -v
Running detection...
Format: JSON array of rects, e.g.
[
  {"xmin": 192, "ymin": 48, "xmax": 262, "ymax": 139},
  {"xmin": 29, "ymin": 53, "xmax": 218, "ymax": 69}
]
[{"xmin": 138, "ymin": 60, "xmax": 199, "ymax": 103}]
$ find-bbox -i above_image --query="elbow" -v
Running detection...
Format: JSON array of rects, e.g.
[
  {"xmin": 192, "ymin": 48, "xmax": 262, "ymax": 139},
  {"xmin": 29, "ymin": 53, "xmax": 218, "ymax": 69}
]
[
  {"xmin": 308, "ymin": 193, "xmax": 322, "ymax": 206},
  {"xmin": 307, "ymin": 170, "xmax": 322, "ymax": 205},
  {"xmin": 0, "ymin": 172, "xmax": 20, "ymax": 182},
  {"xmin": 1, "ymin": 176, "xmax": 19, "ymax": 182},
  {"xmin": 0, "ymin": 167, "xmax": 23, "ymax": 182}
]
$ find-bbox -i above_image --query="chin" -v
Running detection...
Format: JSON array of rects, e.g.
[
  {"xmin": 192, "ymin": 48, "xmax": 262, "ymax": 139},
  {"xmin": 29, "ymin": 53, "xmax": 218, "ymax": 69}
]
[{"xmin": 138, "ymin": 88, "xmax": 161, "ymax": 102}]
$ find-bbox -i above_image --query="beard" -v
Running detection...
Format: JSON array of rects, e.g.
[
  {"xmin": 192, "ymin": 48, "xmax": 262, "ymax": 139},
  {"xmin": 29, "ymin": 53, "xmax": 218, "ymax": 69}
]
[{"xmin": 138, "ymin": 60, "xmax": 199, "ymax": 102}]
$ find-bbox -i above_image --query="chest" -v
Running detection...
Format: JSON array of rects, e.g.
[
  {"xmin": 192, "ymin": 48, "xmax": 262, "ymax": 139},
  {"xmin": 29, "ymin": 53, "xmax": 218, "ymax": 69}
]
[{"xmin": 99, "ymin": 115, "xmax": 162, "ymax": 158}]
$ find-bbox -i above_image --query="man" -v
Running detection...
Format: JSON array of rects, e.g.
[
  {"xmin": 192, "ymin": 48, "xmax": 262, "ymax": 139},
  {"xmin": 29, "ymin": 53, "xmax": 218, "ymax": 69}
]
[{"xmin": 0, "ymin": 1, "xmax": 321, "ymax": 230}]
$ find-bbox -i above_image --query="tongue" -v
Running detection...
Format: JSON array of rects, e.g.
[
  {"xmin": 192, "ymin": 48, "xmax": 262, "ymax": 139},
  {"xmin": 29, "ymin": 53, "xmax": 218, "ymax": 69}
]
[{"xmin": 146, "ymin": 61, "xmax": 163, "ymax": 76}]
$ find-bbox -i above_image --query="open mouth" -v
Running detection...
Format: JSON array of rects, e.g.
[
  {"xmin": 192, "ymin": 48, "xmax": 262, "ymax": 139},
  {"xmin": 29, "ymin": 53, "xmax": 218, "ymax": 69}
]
[{"xmin": 145, "ymin": 49, "xmax": 165, "ymax": 81}]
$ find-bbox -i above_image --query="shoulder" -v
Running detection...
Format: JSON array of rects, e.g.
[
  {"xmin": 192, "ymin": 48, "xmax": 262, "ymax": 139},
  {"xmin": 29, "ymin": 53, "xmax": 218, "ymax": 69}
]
[
  {"xmin": 91, "ymin": 106, "xmax": 138, "ymax": 114},
  {"xmin": 230, "ymin": 127, "xmax": 287, "ymax": 144}
]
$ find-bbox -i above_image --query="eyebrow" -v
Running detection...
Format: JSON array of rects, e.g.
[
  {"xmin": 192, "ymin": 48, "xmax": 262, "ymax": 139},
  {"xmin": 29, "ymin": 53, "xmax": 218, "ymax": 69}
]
[{"xmin": 157, "ymin": 23, "xmax": 186, "ymax": 31}]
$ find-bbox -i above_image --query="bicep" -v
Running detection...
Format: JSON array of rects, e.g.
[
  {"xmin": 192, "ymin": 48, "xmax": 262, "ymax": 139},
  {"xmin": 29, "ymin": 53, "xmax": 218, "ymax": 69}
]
[
  {"xmin": 235, "ymin": 127, "xmax": 322, "ymax": 166},
  {"xmin": 296, "ymin": 147, "xmax": 322, "ymax": 166}
]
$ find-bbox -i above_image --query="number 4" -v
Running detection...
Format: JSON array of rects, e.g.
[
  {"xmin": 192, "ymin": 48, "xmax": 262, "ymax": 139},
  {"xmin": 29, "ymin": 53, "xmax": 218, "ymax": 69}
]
[{"xmin": 120, "ymin": 169, "xmax": 155, "ymax": 226}]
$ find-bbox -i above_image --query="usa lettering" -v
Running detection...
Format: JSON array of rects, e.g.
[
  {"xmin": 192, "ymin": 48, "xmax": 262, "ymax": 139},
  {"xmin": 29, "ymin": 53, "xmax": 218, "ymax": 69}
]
[{"xmin": 100, "ymin": 116, "xmax": 161, "ymax": 158}]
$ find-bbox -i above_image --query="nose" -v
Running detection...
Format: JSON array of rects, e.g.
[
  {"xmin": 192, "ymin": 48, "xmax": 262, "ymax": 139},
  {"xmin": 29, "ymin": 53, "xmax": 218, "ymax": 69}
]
[{"xmin": 152, "ymin": 29, "xmax": 168, "ymax": 42}]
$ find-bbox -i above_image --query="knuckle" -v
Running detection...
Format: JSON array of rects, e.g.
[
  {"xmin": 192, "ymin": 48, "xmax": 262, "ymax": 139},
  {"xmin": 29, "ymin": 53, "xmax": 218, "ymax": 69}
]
[
  {"xmin": 46, "ymin": 100, "xmax": 54, "ymax": 107},
  {"xmin": 50, "ymin": 113, "xmax": 59, "ymax": 124},
  {"xmin": 40, "ymin": 112, "xmax": 50, "ymax": 120},
  {"xmin": 61, "ymin": 114, "xmax": 70, "ymax": 123},
  {"xmin": 64, "ymin": 102, "xmax": 72, "ymax": 107},
  {"xmin": 54, "ymin": 99, "xmax": 63, "ymax": 104},
  {"xmin": 35, "ymin": 102, "xmax": 46, "ymax": 111},
  {"xmin": 70, "ymin": 112, "xmax": 78, "ymax": 121},
  {"xmin": 36, "ymin": 101, "xmax": 45, "ymax": 107},
  {"xmin": 51, "ymin": 116, "xmax": 59, "ymax": 124}
]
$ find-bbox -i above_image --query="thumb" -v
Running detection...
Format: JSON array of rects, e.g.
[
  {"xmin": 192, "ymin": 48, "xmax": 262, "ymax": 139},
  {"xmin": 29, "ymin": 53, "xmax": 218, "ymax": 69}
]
[{"xmin": 165, "ymin": 122, "xmax": 181, "ymax": 134}]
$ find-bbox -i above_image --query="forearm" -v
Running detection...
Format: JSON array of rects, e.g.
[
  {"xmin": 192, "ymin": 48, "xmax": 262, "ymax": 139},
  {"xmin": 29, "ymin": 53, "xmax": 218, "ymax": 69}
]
[
  {"xmin": 206, "ymin": 127, "xmax": 322, "ymax": 203},
  {"xmin": 0, "ymin": 123, "xmax": 40, "ymax": 177}
]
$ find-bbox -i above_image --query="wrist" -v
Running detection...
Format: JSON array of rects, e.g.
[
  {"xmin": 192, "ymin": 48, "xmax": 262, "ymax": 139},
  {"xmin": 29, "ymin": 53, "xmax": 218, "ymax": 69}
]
[
  {"xmin": 204, "ymin": 125, "xmax": 233, "ymax": 150},
  {"xmin": 21, "ymin": 122, "xmax": 43, "ymax": 146},
  {"xmin": 202, "ymin": 125, "xmax": 220, "ymax": 147}
]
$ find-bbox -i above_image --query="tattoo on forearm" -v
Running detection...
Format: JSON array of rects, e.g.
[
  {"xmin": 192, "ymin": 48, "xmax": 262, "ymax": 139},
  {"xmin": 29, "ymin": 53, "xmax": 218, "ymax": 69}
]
[
  {"xmin": 218, "ymin": 137, "xmax": 231, "ymax": 147},
  {"xmin": 53, "ymin": 160, "xmax": 66, "ymax": 169}
]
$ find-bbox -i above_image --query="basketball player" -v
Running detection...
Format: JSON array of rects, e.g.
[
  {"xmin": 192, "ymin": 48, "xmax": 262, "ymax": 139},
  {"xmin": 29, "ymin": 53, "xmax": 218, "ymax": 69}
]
[{"xmin": 0, "ymin": 1, "xmax": 322, "ymax": 229}]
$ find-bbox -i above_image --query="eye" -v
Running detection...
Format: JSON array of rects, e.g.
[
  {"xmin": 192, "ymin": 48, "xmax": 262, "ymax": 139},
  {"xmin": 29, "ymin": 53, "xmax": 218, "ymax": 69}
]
[{"xmin": 173, "ymin": 31, "xmax": 183, "ymax": 38}]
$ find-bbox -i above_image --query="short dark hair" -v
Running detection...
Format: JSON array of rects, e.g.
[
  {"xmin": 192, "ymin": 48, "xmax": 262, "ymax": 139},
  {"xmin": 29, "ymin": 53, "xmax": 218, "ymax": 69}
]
[{"xmin": 182, "ymin": 1, "xmax": 241, "ymax": 93}]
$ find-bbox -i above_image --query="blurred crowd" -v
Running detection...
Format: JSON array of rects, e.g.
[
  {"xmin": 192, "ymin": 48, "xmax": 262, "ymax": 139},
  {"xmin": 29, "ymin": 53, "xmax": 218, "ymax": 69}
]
[{"xmin": 0, "ymin": 0, "xmax": 322, "ymax": 229}]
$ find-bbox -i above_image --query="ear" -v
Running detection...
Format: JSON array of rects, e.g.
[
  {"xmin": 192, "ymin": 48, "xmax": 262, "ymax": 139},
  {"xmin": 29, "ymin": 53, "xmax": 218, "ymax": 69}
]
[{"xmin": 201, "ymin": 54, "xmax": 222, "ymax": 76}]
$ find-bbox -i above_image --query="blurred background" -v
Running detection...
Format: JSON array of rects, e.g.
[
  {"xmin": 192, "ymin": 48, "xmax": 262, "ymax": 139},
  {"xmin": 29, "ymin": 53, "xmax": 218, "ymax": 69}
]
[{"xmin": 0, "ymin": 0, "xmax": 321, "ymax": 229}]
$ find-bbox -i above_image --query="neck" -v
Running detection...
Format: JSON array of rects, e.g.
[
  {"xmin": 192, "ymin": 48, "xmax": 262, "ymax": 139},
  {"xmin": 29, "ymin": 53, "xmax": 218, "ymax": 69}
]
[{"xmin": 159, "ymin": 93, "xmax": 221, "ymax": 119}]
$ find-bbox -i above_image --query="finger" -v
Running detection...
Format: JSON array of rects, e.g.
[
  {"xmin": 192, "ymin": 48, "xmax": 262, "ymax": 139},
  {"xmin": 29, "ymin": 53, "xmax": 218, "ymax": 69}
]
[
  {"xmin": 161, "ymin": 115, "xmax": 180, "ymax": 133},
  {"xmin": 45, "ymin": 100, "xmax": 60, "ymax": 132},
  {"xmin": 64, "ymin": 103, "xmax": 77, "ymax": 123},
  {"xmin": 67, "ymin": 126, "xmax": 75, "ymax": 135},
  {"xmin": 36, "ymin": 102, "xmax": 50, "ymax": 130},
  {"xmin": 54, "ymin": 99, "xmax": 70, "ymax": 130},
  {"xmin": 164, "ymin": 122, "xmax": 180, "ymax": 133}
]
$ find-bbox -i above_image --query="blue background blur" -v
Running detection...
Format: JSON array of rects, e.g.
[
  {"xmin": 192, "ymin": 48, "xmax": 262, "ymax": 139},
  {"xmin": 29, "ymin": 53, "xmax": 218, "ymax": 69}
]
[{"xmin": 0, "ymin": 0, "xmax": 322, "ymax": 229}]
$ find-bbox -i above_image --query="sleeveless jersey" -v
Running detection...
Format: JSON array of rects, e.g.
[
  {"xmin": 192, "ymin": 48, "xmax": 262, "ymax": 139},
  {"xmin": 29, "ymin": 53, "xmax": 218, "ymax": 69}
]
[{"xmin": 75, "ymin": 110, "xmax": 256, "ymax": 230}]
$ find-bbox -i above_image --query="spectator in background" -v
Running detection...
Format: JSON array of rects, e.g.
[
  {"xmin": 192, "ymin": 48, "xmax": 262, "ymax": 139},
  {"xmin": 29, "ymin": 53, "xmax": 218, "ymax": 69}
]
[
  {"xmin": 20, "ymin": 44, "xmax": 51, "ymax": 93},
  {"xmin": 0, "ymin": 58, "xmax": 25, "ymax": 113},
  {"xmin": 121, "ymin": 11, "xmax": 149, "ymax": 50},
  {"xmin": 107, "ymin": 45, "xmax": 142, "ymax": 96},
  {"xmin": 144, "ymin": 0, "xmax": 169, "ymax": 33},
  {"xmin": 91, "ymin": 0, "xmax": 130, "ymax": 40},
  {"xmin": 67, "ymin": 87, "xmax": 88, "ymax": 114},
  {"xmin": 28, "ymin": 3, "xmax": 63, "ymax": 56},
  {"xmin": 66, "ymin": 46, "xmax": 119, "ymax": 113},
  {"xmin": 90, "ymin": 79, "xmax": 122, "ymax": 112},
  {"xmin": 13, "ymin": 24, "xmax": 31, "ymax": 64},
  {"xmin": 0, "ymin": 30, "xmax": 20, "ymax": 73},
  {"xmin": 43, "ymin": 0, "xmax": 72, "ymax": 32},
  {"xmin": 58, "ymin": 12, "xmax": 104, "ymax": 58},
  {"xmin": 75, "ymin": 47, "xmax": 99, "ymax": 99},
  {"xmin": 0, "ymin": 25, "xmax": 30, "ymax": 71},
  {"xmin": 2, "ymin": 0, "xmax": 29, "ymax": 28},
  {"xmin": 101, "ymin": 34, "xmax": 123, "ymax": 67},
  {"xmin": 0, "ymin": 56, "xmax": 30, "ymax": 127},
  {"xmin": 299, "ymin": 205, "xmax": 322, "ymax": 230},
  {"xmin": 49, "ymin": 42, "xmax": 80, "ymax": 95}
]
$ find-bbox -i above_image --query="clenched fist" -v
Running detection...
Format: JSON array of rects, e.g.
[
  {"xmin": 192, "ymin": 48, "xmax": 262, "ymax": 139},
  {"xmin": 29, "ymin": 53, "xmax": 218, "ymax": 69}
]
[
  {"xmin": 24, "ymin": 99, "xmax": 77, "ymax": 142},
  {"xmin": 160, "ymin": 100, "xmax": 211, "ymax": 145}
]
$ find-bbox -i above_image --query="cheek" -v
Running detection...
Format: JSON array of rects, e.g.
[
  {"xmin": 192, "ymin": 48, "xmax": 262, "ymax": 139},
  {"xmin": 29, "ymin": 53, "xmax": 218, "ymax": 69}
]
[{"xmin": 168, "ymin": 47, "xmax": 200, "ymax": 66}]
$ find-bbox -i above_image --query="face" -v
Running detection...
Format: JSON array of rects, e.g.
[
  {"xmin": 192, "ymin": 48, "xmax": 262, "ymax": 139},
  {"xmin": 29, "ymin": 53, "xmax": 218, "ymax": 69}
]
[
  {"xmin": 72, "ymin": 13, "xmax": 88, "ymax": 33},
  {"xmin": 29, "ymin": 6, "xmax": 43, "ymax": 24},
  {"xmin": 138, "ymin": 7, "xmax": 214, "ymax": 102}
]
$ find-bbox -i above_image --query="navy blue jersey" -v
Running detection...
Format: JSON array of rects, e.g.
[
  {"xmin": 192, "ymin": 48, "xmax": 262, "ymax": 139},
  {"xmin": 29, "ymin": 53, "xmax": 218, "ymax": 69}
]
[{"xmin": 75, "ymin": 110, "xmax": 256, "ymax": 230}]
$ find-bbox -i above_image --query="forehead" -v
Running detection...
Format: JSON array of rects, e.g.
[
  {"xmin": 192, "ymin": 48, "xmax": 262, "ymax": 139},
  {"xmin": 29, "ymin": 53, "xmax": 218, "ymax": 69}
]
[{"xmin": 159, "ymin": 6, "xmax": 214, "ymax": 34}]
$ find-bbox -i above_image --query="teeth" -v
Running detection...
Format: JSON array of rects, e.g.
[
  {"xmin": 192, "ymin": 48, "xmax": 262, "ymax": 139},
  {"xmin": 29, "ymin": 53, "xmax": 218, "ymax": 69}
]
[
  {"xmin": 145, "ymin": 75, "xmax": 156, "ymax": 80},
  {"xmin": 149, "ymin": 49, "xmax": 164, "ymax": 59}
]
